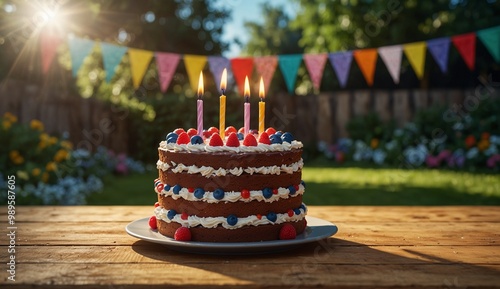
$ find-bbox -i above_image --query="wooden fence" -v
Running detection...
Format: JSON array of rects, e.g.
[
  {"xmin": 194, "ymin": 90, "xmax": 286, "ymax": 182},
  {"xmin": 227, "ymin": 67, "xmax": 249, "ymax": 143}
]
[{"xmin": 1, "ymin": 78, "xmax": 497, "ymax": 154}]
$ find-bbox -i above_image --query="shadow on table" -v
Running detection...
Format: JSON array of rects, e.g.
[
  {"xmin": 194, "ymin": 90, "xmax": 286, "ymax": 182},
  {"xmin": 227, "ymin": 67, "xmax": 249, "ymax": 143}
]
[{"xmin": 131, "ymin": 238, "xmax": 500, "ymax": 288}]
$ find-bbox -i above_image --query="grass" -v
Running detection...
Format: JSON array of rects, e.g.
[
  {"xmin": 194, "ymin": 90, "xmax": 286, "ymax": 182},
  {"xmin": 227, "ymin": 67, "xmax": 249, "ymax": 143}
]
[{"xmin": 87, "ymin": 160, "xmax": 500, "ymax": 206}]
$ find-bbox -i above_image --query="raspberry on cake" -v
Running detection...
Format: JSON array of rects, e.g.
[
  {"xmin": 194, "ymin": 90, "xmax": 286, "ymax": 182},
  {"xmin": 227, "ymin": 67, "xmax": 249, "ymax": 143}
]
[{"xmin": 152, "ymin": 127, "xmax": 307, "ymax": 242}]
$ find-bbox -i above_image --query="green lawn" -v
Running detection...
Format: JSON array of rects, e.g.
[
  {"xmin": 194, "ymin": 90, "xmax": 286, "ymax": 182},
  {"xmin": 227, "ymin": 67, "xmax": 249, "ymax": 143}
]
[{"xmin": 87, "ymin": 161, "xmax": 500, "ymax": 206}]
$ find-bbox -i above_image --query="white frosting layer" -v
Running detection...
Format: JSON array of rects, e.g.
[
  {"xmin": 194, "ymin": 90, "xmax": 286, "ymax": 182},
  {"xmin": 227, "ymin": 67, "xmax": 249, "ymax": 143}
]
[
  {"xmin": 157, "ymin": 159, "xmax": 303, "ymax": 177},
  {"xmin": 156, "ymin": 184, "xmax": 305, "ymax": 203},
  {"xmin": 159, "ymin": 140, "xmax": 303, "ymax": 153},
  {"xmin": 154, "ymin": 204, "xmax": 307, "ymax": 229}
]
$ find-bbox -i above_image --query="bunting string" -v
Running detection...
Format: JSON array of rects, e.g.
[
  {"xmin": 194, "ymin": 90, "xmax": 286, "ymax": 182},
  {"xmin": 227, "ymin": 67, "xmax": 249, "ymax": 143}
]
[{"xmin": 47, "ymin": 26, "xmax": 500, "ymax": 93}]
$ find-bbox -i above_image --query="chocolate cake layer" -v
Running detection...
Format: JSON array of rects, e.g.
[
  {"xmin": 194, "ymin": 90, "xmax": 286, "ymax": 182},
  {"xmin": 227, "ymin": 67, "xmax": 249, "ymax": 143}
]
[
  {"xmin": 159, "ymin": 149, "xmax": 302, "ymax": 169},
  {"xmin": 157, "ymin": 218, "xmax": 307, "ymax": 242},
  {"xmin": 158, "ymin": 194, "xmax": 303, "ymax": 217},
  {"xmin": 159, "ymin": 171, "xmax": 302, "ymax": 191}
]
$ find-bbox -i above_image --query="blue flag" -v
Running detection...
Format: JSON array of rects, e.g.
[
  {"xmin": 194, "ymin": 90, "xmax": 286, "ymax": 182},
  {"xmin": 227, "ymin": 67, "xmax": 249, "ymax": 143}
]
[
  {"xmin": 100, "ymin": 42, "xmax": 128, "ymax": 82},
  {"xmin": 427, "ymin": 37, "xmax": 450, "ymax": 73},
  {"xmin": 278, "ymin": 54, "xmax": 303, "ymax": 93},
  {"xmin": 208, "ymin": 56, "xmax": 231, "ymax": 93},
  {"xmin": 68, "ymin": 37, "xmax": 95, "ymax": 77}
]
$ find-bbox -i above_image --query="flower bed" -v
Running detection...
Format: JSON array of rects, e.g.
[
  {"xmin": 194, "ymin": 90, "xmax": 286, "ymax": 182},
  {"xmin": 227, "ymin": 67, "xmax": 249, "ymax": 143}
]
[
  {"xmin": 319, "ymin": 98, "xmax": 500, "ymax": 170},
  {"xmin": 0, "ymin": 113, "xmax": 146, "ymax": 205}
]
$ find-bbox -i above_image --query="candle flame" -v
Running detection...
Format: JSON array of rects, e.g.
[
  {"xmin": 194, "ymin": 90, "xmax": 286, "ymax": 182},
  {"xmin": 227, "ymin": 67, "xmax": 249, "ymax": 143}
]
[
  {"xmin": 259, "ymin": 77, "xmax": 265, "ymax": 99},
  {"xmin": 197, "ymin": 71, "xmax": 204, "ymax": 97},
  {"xmin": 244, "ymin": 76, "xmax": 250, "ymax": 97},
  {"xmin": 220, "ymin": 68, "xmax": 227, "ymax": 91}
]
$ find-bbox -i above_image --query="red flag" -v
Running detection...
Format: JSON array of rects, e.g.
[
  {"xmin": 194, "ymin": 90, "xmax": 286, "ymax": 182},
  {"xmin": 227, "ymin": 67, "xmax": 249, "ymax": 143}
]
[
  {"xmin": 451, "ymin": 33, "xmax": 476, "ymax": 71},
  {"xmin": 40, "ymin": 32, "xmax": 62, "ymax": 73},
  {"xmin": 230, "ymin": 57, "xmax": 254, "ymax": 95}
]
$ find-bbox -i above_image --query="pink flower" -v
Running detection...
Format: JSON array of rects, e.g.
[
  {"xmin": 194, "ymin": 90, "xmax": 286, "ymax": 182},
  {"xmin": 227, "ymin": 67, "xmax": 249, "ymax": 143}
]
[
  {"xmin": 425, "ymin": 155, "xmax": 440, "ymax": 168},
  {"xmin": 115, "ymin": 162, "xmax": 128, "ymax": 175},
  {"xmin": 487, "ymin": 154, "xmax": 500, "ymax": 168},
  {"xmin": 437, "ymin": 150, "xmax": 452, "ymax": 162},
  {"xmin": 335, "ymin": 151, "xmax": 345, "ymax": 164}
]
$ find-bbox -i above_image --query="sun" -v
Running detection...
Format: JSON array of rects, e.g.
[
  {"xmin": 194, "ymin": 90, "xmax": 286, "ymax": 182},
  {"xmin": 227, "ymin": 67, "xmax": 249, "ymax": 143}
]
[{"xmin": 32, "ymin": 3, "xmax": 64, "ymax": 29}]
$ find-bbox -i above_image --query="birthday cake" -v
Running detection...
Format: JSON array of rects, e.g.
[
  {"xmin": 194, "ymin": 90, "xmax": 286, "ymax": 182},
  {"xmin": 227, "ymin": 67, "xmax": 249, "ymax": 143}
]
[{"xmin": 149, "ymin": 126, "xmax": 307, "ymax": 242}]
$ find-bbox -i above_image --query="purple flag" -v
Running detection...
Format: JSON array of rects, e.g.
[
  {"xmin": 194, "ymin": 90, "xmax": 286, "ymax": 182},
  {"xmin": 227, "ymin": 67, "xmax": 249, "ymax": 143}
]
[
  {"xmin": 427, "ymin": 37, "xmax": 450, "ymax": 73},
  {"xmin": 208, "ymin": 56, "xmax": 230, "ymax": 93},
  {"xmin": 328, "ymin": 51, "xmax": 353, "ymax": 88}
]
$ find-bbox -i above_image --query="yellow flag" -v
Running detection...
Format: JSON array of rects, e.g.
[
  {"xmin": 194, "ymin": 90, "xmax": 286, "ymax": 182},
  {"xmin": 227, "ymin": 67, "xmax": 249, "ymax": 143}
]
[
  {"xmin": 128, "ymin": 48, "xmax": 154, "ymax": 89},
  {"xmin": 403, "ymin": 42, "xmax": 426, "ymax": 79},
  {"xmin": 184, "ymin": 55, "xmax": 207, "ymax": 92}
]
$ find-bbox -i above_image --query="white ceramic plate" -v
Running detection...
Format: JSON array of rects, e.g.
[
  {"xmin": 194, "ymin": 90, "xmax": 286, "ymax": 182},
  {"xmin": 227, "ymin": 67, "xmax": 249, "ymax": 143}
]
[{"xmin": 126, "ymin": 216, "xmax": 338, "ymax": 255}]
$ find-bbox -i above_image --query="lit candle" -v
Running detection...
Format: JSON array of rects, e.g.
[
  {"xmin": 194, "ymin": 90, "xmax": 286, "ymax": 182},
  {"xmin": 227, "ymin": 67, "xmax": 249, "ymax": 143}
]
[
  {"xmin": 244, "ymin": 76, "xmax": 250, "ymax": 136},
  {"xmin": 197, "ymin": 71, "xmax": 204, "ymax": 136},
  {"xmin": 219, "ymin": 68, "xmax": 227, "ymax": 139},
  {"xmin": 258, "ymin": 77, "xmax": 265, "ymax": 134}
]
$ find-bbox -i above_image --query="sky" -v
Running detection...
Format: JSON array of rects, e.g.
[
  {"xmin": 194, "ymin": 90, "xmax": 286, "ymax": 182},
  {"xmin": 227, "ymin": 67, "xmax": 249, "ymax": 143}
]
[{"xmin": 218, "ymin": 0, "xmax": 299, "ymax": 57}]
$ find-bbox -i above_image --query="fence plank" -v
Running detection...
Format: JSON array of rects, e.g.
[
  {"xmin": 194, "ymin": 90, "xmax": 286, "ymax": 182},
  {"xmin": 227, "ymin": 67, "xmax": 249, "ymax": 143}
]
[
  {"xmin": 353, "ymin": 90, "xmax": 371, "ymax": 116},
  {"xmin": 316, "ymin": 93, "xmax": 332, "ymax": 144},
  {"xmin": 429, "ymin": 89, "xmax": 447, "ymax": 106},
  {"xmin": 393, "ymin": 90, "xmax": 411, "ymax": 127},
  {"xmin": 412, "ymin": 89, "xmax": 428, "ymax": 111},
  {"xmin": 374, "ymin": 90, "xmax": 391, "ymax": 122},
  {"xmin": 335, "ymin": 91, "xmax": 351, "ymax": 139}
]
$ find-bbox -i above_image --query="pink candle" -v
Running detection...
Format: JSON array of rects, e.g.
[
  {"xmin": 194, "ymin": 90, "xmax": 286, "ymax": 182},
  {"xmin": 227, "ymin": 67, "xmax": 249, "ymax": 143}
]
[
  {"xmin": 243, "ymin": 76, "xmax": 250, "ymax": 135},
  {"xmin": 197, "ymin": 99, "xmax": 203, "ymax": 136},
  {"xmin": 244, "ymin": 102, "xmax": 250, "ymax": 135},
  {"xmin": 197, "ymin": 72, "xmax": 204, "ymax": 136}
]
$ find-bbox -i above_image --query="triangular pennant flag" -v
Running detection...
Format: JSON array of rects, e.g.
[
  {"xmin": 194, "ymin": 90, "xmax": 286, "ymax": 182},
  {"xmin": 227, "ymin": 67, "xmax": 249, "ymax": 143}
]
[
  {"xmin": 278, "ymin": 54, "xmax": 302, "ymax": 93},
  {"xmin": 328, "ymin": 51, "xmax": 353, "ymax": 88},
  {"xmin": 427, "ymin": 37, "xmax": 450, "ymax": 73},
  {"xmin": 378, "ymin": 45, "xmax": 402, "ymax": 84},
  {"xmin": 184, "ymin": 55, "xmax": 207, "ymax": 92},
  {"xmin": 477, "ymin": 26, "xmax": 500, "ymax": 63},
  {"xmin": 303, "ymin": 53, "xmax": 328, "ymax": 90},
  {"xmin": 353, "ymin": 49, "xmax": 378, "ymax": 86},
  {"xmin": 68, "ymin": 37, "xmax": 95, "ymax": 77},
  {"xmin": 40, "ymin": 32, "xmax": 61, "ymax": 73},
  {"xmin": 254, "ymin": 56, "xmax": 278, "ymax": 94},
  {"xmin": 230, "ymin": 57, "xmax": 254, "ymax": 95},
  {"xmin": 208, "ymin": 56, "xmax": 230, "ymax": 93},
  {"xmin": 452, "ymin": 33, "xmax": 476, "ymax": 71},
  {"xmin": 128, "ymin": 48, "xmax": 154, "ymax": 89},
  {"xmin": 100, "ymin": 42, "xmax": 128, "ymax": 82},
  {"xmin": 156, "ymin": 52, "xmax": 181, "ymax": 93},
  {"xmin": 403, "ymin": 42, "xmax": 427, "ymax": 79}
]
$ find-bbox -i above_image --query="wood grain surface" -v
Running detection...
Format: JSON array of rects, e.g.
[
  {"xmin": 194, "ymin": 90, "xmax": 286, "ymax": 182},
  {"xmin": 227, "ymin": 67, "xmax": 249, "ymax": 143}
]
[{"xmin": 1, "ymin": 206, "xmax": 499, "ymax": 288}]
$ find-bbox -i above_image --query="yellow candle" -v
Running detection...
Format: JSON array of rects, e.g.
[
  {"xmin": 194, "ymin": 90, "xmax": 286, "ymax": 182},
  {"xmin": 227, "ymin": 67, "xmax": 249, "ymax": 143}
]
[
  {"xmin": 219, "ymin": 68, "xmax": 227, "ymax": 139},
  {"xmin": 258, "ymin": 77, "xmax": 265, "ymax": 134}
]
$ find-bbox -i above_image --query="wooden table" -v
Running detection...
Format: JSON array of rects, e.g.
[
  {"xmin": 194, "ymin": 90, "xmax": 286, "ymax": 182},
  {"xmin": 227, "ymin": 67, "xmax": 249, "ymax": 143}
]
[{"xmin": 1, "ymin": 206, "xmax": 500, "ymax": 288}]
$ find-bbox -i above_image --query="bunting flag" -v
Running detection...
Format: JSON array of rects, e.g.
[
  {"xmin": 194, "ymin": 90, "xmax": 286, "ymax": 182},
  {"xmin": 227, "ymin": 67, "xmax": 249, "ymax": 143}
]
[
  {"xmin": 68, "ymin": 37, "xmax": 95, "ymax": 77},
  {"xmin": 452, "ymin": 33, "xmax": 476, "ymax": 71},
  {"xmin": 278, "ymin": 54, "xmax": 303, "ymax": 93},
  {"xmin": 101, "ymin": 43, "xmax": 128, "ymax": 82},
  {"xmin": 184, "ymin": 55, "xmax": 207, "ymax": 92},
  {"xmin": 230, "ymin": 57, "xmax": 254, "ymax": 95},
  {"xmin": 378, "ymin": 45, "xmax": 403, "ymax": 84},
  {"xmin": 477, "ymin": 26, "xmax": 500, "ymax": 63},
  {"xmin": 254, "ymin": 56, "xmax": 278, "ymax": 94},
  {"xmin": 128, "ymin": 48, "xmax": 154, "ymax": 89},
  {"xmin": 208, "ymin": 56, "xmax": 230, "ymax": 93},
  {"xmin": 156, "ymin": 52, "xmax": 181, "ymax": 93},
  {"xmin": 427, "ymin": 37, "xmax": 450, "ymax": 73},
  {"xmin": 403, "ymin": 42, "xmax": 427, "ymax": 79},
  {"xmin": 328, "ymin": 51, "xmax": 353, "ymax": 88},
  {"xmin": 40, "ymin": 32, "xmax": 61, "ymax": 73},
  {"xmin": 353, "ymin": 49, "xmax": 378, "ymax": 86},
  {"xmin": 60, "ymin": 27, "xmax": 499, "ymax": 93},
  {"xmin": 303, "ymin": 53, "xmax": 328, "ymax": 90}
]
